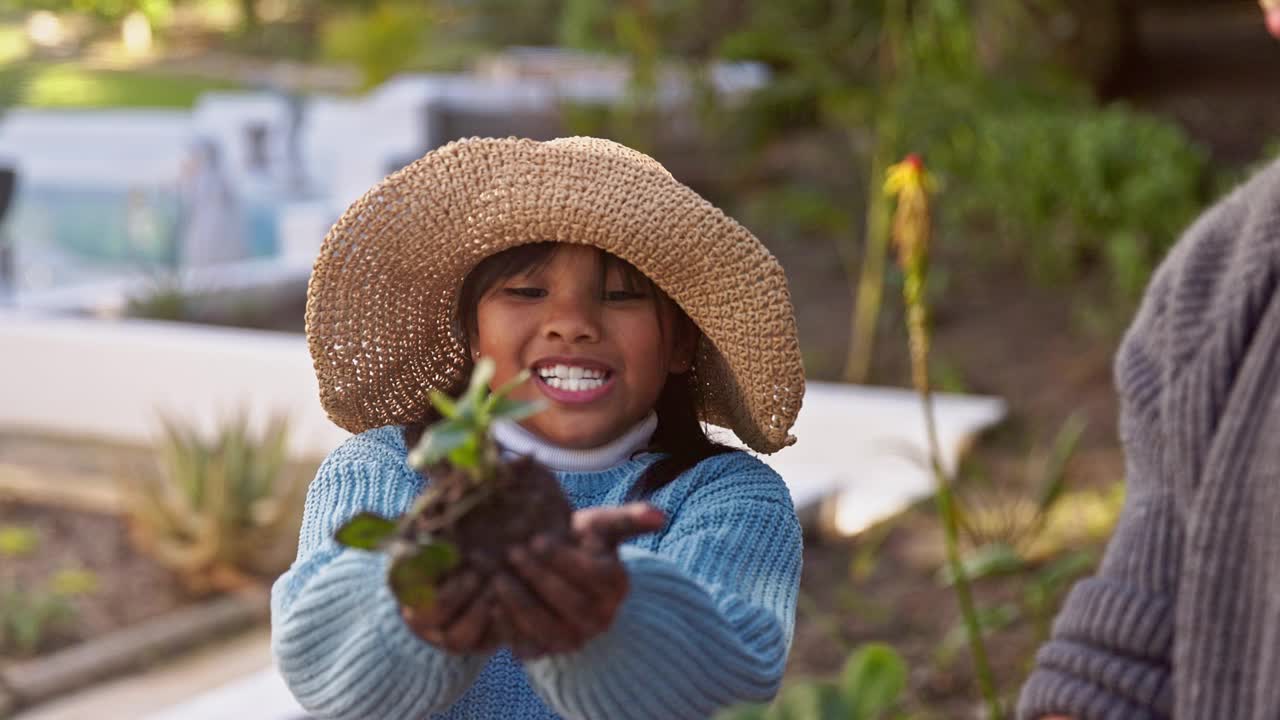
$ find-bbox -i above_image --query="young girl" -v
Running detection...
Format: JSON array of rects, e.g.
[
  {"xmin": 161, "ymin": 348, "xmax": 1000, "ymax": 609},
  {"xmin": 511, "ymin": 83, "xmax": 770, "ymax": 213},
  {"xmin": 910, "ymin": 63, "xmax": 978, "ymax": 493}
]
[{"xmin": 271, "ymin": 137, "xmax": 806, "ymax": 719}]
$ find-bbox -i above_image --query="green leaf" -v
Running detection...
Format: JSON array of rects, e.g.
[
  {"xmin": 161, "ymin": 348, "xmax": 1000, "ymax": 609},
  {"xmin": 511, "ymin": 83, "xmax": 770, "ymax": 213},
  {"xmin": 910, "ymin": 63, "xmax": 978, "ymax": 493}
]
[
  {"xmin": 712, "ymin": 703, "xmax": 770, "ymax": 720},
  {"xmin": 938, "ymin": 542, "xmax": 1026, "ymax": 586},
  {"xmin": 408, "ymin": 421, "xmax": 471, "ymax": 469},
  {"xmin": 334, "ymin": 512, "xmax": 398, "ymax": 550},
  {"xmin": 463, "ymin": 357, "xmax": 496, "ymax": 407},
  {"xmin": 428, "ymin": 390, "xmax": 459, "ymax": 419},
  {"xmin": 771, "ymin": 681, "xmax": 844, "ymax": 720},
  {"xmin": 50, "ymin": 569, "xmax": 98, "ymax": 597},
  {"xmin": 0, "ymin": 526, "xmax": 38, "ymax": 557},
  {"xmin": 936, "ymin": 604, "xmax": 1019, "ymax": 666},
  {"xmin": 840, "ymin": 643, "xmax": 906, "ymax": 720},
  {"xmin": 388, "ymin": 542, "xmax": 460, "ymax": 609},
  {"xmin": 447, "ymin": 436, "xmax": 481, "ymax": 469},
  {"xmin": 1036, "ymin": 412, "xmax": 1087, "ymax": 515},
  {"xmin": 1033, "ymin": 549, "xmax": 1095, "ymax": 592},
  {"xmin": 489, "ymin": 397, "xmax": 546, "ymax": 422}
]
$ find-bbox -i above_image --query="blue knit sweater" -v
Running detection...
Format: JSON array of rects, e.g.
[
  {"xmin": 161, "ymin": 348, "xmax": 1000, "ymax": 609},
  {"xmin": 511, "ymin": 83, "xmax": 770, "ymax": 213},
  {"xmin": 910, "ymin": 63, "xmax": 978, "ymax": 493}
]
[{"xmin": 270, "ymin": 425, "xmax": 804, "ymax": 719}]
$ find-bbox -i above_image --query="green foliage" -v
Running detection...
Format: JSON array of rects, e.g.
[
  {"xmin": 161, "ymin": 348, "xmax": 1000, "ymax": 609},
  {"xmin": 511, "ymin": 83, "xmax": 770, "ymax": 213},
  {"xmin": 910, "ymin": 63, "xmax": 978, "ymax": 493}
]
[
  {"xmin": 121, "ymin": 411, "xmax": 308, "ymax": 592},
  {"xmin": 957, "ymin": 412, "xmax": 1087, "ymax": 555},
  {"xmin": 320, "ymin": 1, "xmax": 438, "ymax": 89},
  {"xmin": 0, "ymin": 22, "xmax": 28, "ymax": 65},
  {"xmin": 334, "ymin": 357, "xmax": 540, "ymax": 610},
  {"xmin": 709, "ymin": 0, "xmax": 1209, "ymax": 354},
  {"xmin": 334, "ymin": 512, "xmax": 397, "ymax": 551},
  {"xmin": 937, "ymin": 541, "xmax": 1024, "ymax": 586},
  {"xmin": 935, "ymin": 548, "xmax": 1095, "ymax": 667},
  {"xmin": 405, "ymin": 357, "xmax": 544, "ymax": 476},
  {"xmin": 719, "ymin": 643, "xmax": 908, "ymax": 720},
  {"xmin": 0, "ymin": 589, "xmax": 75, "ymax": 657},
  {"xmin": 388, "ymin": 541, "xmax": 459, "ymax": 609},
  {"xmin": 125, "ymin": 270, "xmax": 189, "ymax": 322},
  {"xmin": 0, "ymin": 568, "xmax": 97, "ymax": 657},
  {"xmin": 933, "ymin": 414, "xmax": 1101, "ymax": 666},
  {"xmin": 49, "ymin": 568, "xmax": 99, "ymax": 596},
  {"xmin": 0, "ymin": 62, "xmax": 239, "ymax": 109},
  {"xmin": 14, "ymin": 0, "xmax": 172, "ymax": 22},
  {"xmin": 0, "ymin": 525, "xmax": 39, "ymax": 557},
  {"xmin": 938, "ymin": 101, "xmax": 1208, "ymax": 308},
  {"xmin": 841, "ymin": 643, "xmax": 909, "ymax": 719}
]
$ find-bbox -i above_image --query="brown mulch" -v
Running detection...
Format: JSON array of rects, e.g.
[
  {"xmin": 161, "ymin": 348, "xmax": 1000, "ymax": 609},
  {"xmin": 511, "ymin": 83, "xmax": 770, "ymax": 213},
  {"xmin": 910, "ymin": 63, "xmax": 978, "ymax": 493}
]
[{"xmin": 0, "ymin": 500, "xmax": 196, "ymax": 660}]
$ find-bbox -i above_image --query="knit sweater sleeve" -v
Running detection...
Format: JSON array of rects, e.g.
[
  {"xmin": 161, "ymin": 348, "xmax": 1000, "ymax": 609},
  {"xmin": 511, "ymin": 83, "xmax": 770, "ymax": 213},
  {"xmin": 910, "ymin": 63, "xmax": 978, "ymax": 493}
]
[
  {"xmin": 1017, "ymin": 161, "xmax": 1280, "ymax": 720},
  {"xmin": 523, "ymin": 452, "xmax": 803, "ymax": 720},
  {"xmin": 270, "ymin": 430, "xmax": 490, "ymax": 719}
]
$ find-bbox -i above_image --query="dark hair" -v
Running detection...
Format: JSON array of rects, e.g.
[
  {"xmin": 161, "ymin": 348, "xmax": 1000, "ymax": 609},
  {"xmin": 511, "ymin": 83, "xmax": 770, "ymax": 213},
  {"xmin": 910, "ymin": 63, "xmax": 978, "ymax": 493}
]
[{"xmin": 402, "ymin": 242, "xmax": 732, "ymax": 498}]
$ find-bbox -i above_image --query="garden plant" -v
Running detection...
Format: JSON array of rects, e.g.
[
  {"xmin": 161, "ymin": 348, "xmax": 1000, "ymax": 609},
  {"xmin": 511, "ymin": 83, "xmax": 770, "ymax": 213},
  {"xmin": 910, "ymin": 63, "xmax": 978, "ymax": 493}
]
[{"xmin": 333, "ymin": 358, "xmax": 563, "ymax": 610}]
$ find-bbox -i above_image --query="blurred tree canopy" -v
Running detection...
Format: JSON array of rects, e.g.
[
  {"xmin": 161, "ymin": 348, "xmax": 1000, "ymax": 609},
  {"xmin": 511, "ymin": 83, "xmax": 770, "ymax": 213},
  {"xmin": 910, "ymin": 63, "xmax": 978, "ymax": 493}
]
[
  {"xmin": 2, "ymin": 0, "xmax": 173, "ymax": 22},
  {"xmin": 0, "ymin": 0, "xmax": 1211, "ymax": 352}
]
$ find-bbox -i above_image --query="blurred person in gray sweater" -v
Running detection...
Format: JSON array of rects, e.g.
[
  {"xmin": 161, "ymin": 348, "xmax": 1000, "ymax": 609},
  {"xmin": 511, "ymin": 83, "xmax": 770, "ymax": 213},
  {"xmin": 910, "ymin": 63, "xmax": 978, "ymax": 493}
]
[{"xmin": 1019, "ymin": 8, "xmax": 1280, "ymax": 718}]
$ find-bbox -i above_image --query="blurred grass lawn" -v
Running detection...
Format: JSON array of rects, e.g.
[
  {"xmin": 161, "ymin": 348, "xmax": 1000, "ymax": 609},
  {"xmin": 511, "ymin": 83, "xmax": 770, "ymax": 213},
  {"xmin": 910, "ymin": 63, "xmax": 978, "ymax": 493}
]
[
  {"xmin": 0, "ymin": 23, "xmax": 27, "ymax": 65},
  {"xmin": 0, "ymin": 20, "xmax": 239, "ymax": 108},
  {"xmin": 0, "ymin": 61, "xmax": 241, "ymax": 108}
]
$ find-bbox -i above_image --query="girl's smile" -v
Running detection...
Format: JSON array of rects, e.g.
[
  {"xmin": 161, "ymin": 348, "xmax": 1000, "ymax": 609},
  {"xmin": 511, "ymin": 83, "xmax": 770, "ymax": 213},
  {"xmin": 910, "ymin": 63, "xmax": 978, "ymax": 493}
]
[
  {"xmin": 532, "ymin": 358, "xmax": 616, "ymax": 404},
  {"xmin": 470, "ymin": 244, "xmax": 694, "ymax": 450}
]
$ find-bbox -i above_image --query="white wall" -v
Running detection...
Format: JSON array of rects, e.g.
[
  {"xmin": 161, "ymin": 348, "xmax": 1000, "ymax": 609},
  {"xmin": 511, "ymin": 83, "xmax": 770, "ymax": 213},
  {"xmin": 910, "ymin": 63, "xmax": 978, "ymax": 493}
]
[
  {"xmin": 1, "ymin": 308, "xmax": 1007, "ymax": 533},
  {"xmin": 0, "ymin": 309, "xmax": 348, "ymax": 461}
]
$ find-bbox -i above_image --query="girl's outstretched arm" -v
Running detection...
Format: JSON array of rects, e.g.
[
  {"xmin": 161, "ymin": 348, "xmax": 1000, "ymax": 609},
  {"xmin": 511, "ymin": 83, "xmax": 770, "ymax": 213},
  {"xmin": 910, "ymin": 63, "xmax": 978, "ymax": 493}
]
[
  {"xmin": 521, "ymin": 452, "xmax": 803, "ymax": 720},
  {"xmin": 270, "ymin": 431, "xmax": 492, "ymax": 719}
]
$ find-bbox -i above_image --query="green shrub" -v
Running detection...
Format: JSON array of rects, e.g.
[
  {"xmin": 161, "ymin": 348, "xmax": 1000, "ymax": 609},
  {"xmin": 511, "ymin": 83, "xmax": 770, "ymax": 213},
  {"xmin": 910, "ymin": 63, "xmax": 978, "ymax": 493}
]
[
  {"xmin": 120, "ymin": 412, "xmax": 309, "ymax": 594},
  {"xmin": 719, "ymin": 643, "xmax": 909, "ymax": 720},
  {"xmin": 936, "ymin": 100, "xmax": 1208, "ymax": 309},
  {"xmin": 0, "ymin": 569, "xmax": 97, "ymax": 657}
]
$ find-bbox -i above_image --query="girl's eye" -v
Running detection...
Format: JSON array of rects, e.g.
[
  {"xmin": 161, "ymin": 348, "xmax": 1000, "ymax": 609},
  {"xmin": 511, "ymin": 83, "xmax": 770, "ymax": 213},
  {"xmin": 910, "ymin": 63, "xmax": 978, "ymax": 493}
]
[
  {"xmin": 503, "ymin": 287, "xmax": 546, "ymax": 299},
  {"xmin": 605, "ymin": 290, "xmax": 647, "ymax": 302}
]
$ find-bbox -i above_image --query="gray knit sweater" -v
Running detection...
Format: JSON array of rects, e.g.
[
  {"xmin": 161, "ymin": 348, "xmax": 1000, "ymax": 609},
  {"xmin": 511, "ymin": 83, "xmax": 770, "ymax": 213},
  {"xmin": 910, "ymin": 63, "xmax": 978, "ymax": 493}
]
[{"xmin": 1018, "ymin": 157, "xmax": 1280, "ymax": 720}]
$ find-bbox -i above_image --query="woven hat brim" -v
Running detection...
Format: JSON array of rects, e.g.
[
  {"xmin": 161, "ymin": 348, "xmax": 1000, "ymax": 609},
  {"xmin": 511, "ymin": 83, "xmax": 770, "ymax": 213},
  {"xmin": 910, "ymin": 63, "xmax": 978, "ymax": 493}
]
[{"xmin": 305, "ymin": 136, "xmax": 804, "ymax": 453}]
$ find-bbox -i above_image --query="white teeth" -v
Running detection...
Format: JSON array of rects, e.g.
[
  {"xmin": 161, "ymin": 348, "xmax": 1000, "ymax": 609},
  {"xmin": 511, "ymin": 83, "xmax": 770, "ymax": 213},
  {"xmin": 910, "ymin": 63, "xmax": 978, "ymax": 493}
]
[
  {"xmin": 536, "ymin": 364, "xmax": 607, "ymax": 380},
  {"xmin": 544, "ymin": 376, "xmax": 605, "ymax": 392}
]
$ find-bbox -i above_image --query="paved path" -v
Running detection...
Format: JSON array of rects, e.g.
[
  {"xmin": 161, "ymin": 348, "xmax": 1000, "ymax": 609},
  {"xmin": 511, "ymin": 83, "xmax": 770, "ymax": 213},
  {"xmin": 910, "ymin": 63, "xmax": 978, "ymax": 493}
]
[{"xmin": 14, "ymin": 629, "xmax": 278, "ymax": 720}]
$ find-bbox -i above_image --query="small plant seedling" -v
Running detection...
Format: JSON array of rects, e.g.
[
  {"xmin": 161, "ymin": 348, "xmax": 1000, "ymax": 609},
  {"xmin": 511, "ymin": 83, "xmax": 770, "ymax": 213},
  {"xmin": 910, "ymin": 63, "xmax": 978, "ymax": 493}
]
[
  {"xmin": 0, "ymin": 525, "xmax": 38, "ymax": 557},
  {"xmin": 334, "ymin": 358, "xmax": 569, "ymax": 610}
]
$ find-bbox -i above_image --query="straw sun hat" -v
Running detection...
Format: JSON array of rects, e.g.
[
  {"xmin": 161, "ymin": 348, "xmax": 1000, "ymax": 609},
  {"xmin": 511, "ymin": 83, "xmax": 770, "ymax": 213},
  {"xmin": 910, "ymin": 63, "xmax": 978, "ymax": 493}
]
[{"xmin": 305, "ymin": 136, "xmax": 804, "ymax": 453}]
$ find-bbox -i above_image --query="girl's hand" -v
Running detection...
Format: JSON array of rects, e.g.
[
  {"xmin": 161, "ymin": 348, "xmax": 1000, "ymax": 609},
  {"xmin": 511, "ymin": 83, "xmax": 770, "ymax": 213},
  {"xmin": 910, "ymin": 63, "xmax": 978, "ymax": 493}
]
[
  {"xmin": 495, "ymin": 503, "xmax": 666, "ymax": 658},
  {"xmin": 400, "ymin": 569, "xmax": 501, "ymax": 655}
]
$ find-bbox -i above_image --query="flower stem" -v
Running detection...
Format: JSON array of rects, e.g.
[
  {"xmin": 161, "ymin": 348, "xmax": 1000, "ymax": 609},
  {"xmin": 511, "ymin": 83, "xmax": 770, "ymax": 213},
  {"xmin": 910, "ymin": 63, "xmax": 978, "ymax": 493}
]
[
  {"xmin": 910, "ymin": 304, "xmax": 1002, "ymax": 720},
  {"xmin": 888, "ymin": 155, "xmax": 1003, "ymax": 719}
]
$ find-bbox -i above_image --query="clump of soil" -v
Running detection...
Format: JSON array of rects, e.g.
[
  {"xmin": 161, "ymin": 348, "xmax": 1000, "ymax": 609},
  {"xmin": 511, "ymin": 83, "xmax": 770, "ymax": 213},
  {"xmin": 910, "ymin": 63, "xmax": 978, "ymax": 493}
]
[
  {"xmin": 336, "ymin": 359, "xmax": 571, "ymax": 606},
  {"xmin": 413, "ymin": 455, "xmax": 572, "ymax": 578}
]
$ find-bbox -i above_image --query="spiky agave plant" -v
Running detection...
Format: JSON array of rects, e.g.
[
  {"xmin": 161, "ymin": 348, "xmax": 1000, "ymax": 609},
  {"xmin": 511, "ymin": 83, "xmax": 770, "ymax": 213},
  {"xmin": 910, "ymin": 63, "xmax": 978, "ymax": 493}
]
[{"xmin": 334, "ymin": 358, "xmax": 571, "ymax": 609}]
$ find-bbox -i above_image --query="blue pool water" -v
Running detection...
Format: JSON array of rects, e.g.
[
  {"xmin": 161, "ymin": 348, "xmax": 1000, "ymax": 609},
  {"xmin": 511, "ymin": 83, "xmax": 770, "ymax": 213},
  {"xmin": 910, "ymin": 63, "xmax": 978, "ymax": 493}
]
[{"xmin": 5, "ymin": 184, "xmax": 280, "ymax": 291}]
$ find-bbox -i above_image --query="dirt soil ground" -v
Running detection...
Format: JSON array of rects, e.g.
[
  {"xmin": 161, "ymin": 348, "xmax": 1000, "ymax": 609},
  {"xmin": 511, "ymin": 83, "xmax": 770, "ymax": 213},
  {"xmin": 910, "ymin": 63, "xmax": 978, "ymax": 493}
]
[{"xmin": 0, "ymin": 500, "xmax": 194, "ymax": 660}]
